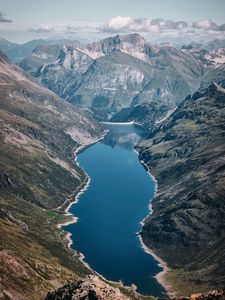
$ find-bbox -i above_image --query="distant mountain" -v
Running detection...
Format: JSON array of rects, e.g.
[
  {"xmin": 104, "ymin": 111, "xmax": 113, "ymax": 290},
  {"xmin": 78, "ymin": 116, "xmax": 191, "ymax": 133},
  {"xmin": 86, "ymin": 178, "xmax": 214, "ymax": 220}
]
[
  {"xmin": 0, "ymin": 37, "xmax": 80, "ymax": 63},
  {"xmin": 0, "ymin": 37, "xmax": 17, "ymax": 52},
  {"xmin": 202, "ymin": 39, "xmax": 225, "ymax": 51},
  {"xmin": 182, "ymin": 45, "xmax": 225, "ymax": 67},
  {"xmin": 0, "ymin": 51, "xmax": 103, "ymax": 299},
  {"xmin": 18, "ymin": 34, "xmax": 225, "ymax": 125},
  {"xmin": 137, "ymin": 82, "xmax": 225, "ymax": 295},
  {"xmin": 20, "ymin": 44, "xmax": 62, "ymax": 76},
  {"xmin": 24, "ymin": 33, "xmax": 205, "ymax": 123}
]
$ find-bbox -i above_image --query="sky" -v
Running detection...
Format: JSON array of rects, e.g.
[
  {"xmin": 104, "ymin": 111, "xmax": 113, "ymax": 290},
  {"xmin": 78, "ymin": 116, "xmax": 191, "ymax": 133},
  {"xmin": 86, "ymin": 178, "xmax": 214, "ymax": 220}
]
[{"xmin": 0, "ymin": 0, "xmax": 225, "ymax": 44}]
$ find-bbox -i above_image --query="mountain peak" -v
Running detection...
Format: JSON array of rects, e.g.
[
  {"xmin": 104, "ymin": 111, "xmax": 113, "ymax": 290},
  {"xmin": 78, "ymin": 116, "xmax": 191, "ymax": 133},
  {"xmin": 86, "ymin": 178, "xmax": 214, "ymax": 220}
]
[
  {"xmin": 102, "ymin": 33, "xmax": 146, "ymax": 47},
  {"xmin": 120, "ymin": 33, "xmax": 146, "ymax": 44}
]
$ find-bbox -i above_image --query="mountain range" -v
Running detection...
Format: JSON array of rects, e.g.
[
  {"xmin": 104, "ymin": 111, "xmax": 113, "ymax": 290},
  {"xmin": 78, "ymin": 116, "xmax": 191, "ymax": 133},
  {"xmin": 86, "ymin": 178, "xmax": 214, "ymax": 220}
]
[{"xmin": 13, "ymin": 34, "xmax": 225, "ymax": 130}]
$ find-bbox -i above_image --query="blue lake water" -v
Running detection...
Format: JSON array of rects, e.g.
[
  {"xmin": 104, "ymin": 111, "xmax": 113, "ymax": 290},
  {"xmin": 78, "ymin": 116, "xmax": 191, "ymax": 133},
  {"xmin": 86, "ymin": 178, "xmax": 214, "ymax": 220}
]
[{"xmin": 66, "ymin": 124, "xmax": 167, "ymax": 297}]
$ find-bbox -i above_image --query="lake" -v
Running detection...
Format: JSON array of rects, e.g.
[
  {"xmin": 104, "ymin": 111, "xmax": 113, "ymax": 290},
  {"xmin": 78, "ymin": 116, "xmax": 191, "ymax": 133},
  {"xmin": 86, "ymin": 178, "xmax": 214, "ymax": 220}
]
[{"xmin": 66, "ymin": 124, "xmax": 167, "ymax": 297}]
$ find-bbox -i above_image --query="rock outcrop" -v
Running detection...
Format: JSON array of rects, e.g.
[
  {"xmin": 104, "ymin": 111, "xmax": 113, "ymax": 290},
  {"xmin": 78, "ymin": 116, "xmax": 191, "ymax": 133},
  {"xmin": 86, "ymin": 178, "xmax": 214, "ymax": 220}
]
[{"xmin": 45, "ymin": 276, "xmax": 130, "ymax": 300}]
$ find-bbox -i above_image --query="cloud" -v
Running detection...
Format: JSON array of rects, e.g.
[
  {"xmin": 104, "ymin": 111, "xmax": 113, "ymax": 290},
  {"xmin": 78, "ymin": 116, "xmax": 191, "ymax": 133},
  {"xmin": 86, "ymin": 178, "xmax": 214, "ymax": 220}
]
[
  {"xmin": 103, "ymin": 16, "xmax": 132, "ymax": 32},
  {"xmin": 192, "ymin": 19, "xmax": 218, "ymax": 30},
  {"xmin": 0, "ymin": 12, "xmax": 12, "ymax": 23},
  {"xmin": 192, "ymin": 19, "xmax": 225, "ymax": 31},
  {"xmin": 100, "ymin": 16, "xmax": 188, "ymax": 33},
  {"xmin": 28, "ymin": 25, "xmax": 54, "ymax": 33}
]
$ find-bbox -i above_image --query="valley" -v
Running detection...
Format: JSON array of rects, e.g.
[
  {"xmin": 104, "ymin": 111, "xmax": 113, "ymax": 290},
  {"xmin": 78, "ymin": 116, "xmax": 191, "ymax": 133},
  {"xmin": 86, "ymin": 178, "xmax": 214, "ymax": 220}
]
[{"xmin": 0, "ymin": 30, "xmax": 225, "ymax": 300}]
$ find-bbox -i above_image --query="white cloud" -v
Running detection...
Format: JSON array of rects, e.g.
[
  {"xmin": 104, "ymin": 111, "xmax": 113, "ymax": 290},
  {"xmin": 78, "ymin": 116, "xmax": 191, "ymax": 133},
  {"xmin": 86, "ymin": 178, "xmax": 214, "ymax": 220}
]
[
  {"xmin": 192, "ymin": 19, "xmax": 217, "ymax": 30},
  {"xmin": 28, "ymin": 25, "xmax": 54, "ymax": 33},
  {"xmin": 106, "ymin": 16, "xmax": 132, "ymax": 31},
  {"xmin": 100, "ymin": 16, "xmax": 188, "ymax": 33},
  {"xmin": 192, "ymin": 19, "xmax": 225, "ymax": 31}
]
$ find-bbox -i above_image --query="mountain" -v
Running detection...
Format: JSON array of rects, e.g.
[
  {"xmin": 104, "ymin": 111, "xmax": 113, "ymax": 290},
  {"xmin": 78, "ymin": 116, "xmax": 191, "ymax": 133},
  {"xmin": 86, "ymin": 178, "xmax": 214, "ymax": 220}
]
[
  {"xmin": 182, "ymin": 45, "xmax": 225, "ymax": 67},
  {"xmin": 137, "ymin": 83, "xmax": 225, "ymax": 296},
  {"xmin": 0, "ymin": 37, "xmax": 17, "ymax": 53},
  {"xmin": 0, "ymin": 38, "xmax": 79, "ymax": 63},
  {"xmin": 202, "ymin": 63, "xmax": 225, "ymax": 88},
  {"xmin": 0, "ymin": 51, "xmax": 104, "ymax": 299},
  {"xmin": 20, "ymin": 44, "xmax": 62, "ymax": 76},
  {"xmin": 202, "ymin": 39, "xmax": 225, "ymax": 51},
  {"xmin": 23, "ymin": 33, "xmax": 204, "ymax": 123}
]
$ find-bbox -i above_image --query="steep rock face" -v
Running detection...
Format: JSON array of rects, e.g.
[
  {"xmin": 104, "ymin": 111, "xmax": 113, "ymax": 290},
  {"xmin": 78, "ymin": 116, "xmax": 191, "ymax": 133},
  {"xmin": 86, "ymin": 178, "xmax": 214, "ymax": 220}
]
[
  {"xmin": 19, "ymin": 44, "xmax": 62, "ymax": 76},
  {"xmin": 20, "ymin": 34, "xmax": 204, "ymax": 122},
  {"xmin": 202, "ymin": 63, "xmax": 225, "ymax": 89},
  {"xmin": 137, "ymin": 83, "xmax": 225, "ymax": 295},
  {"xmin": 0, "ymin": 51, "xmax": 103, "ymax": 299},
  {"xmin": 37, "ymin": 45, "xmax": 93, "ymax": 101}
]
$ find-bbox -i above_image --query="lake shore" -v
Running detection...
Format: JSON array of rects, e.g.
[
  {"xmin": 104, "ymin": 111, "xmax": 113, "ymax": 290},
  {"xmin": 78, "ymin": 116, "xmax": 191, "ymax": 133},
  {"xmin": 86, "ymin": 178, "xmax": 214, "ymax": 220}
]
[
  {"xmin": 56, "ymin": 130, "xmax": 108, "ymax": 249},
  {"xmin": 135, "ymin": 147, "xmax": 176, "ymax": 298},
  {"xmin": 101, "ymin": 121, "xmax": 135, "ymax": 125}
]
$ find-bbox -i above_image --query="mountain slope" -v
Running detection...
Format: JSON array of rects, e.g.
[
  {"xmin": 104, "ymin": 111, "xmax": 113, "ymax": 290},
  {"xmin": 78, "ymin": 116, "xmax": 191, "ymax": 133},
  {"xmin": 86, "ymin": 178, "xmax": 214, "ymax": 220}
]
[
  {"xmin": 0, "ymin": 51, "xmax": 104, "ymax": 299},
  {"xmin": 137, "ymin": 83, "xmax": 225, "ymax": 296}
]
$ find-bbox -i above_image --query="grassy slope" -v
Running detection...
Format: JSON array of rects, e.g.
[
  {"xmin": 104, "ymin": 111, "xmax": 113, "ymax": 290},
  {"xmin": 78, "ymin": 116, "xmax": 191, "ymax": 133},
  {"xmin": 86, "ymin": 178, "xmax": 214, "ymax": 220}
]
[
  {"xmin": 137, "ymin": 84, "xmax": 225, "ymax": 296},
  {"xmin": 0, "ymin": 52, "xmax": 103, "ymax": 299}
]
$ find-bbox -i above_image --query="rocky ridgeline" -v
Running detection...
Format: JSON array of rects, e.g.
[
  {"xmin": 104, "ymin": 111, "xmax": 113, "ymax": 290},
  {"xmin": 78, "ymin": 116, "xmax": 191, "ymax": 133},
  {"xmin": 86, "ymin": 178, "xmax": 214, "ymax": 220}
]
[
  {"xmin": 45, "ymin": 277, "xmax": 225, "ymax": 300},
  {"xmin": 45, "ymin": 276, "xmax": 129, "ymax": 300}
]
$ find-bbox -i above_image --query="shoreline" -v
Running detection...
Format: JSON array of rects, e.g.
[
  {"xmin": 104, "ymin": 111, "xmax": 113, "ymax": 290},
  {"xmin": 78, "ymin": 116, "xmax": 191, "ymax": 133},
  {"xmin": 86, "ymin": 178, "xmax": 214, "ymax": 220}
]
[
  {"xmin": 56, "ymin": 130, "xmax": 108, "ymax": 249},
  {"xmin": 101, "ymin": 121, "xmax": 135, "ymax": 125},
  {"xmin": 138, "ymin": 235, "xmax": 176, "ymax": 298},
  {"xmin": 134, "ymin": 147, "xmax": 176, "ymax": 297}
]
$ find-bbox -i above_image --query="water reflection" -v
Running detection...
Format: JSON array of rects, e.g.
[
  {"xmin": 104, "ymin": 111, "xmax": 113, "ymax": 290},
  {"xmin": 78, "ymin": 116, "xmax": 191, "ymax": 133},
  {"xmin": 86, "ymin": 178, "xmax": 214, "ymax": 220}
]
[{"xmin": 103, "ymin": 124, "xmax": 148, "ymax": 149}]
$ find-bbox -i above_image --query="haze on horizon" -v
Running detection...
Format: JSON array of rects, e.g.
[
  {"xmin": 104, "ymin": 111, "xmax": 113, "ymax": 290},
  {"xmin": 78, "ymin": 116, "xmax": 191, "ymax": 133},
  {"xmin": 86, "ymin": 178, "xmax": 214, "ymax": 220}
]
[{"xmin": 0, "ymin": 0, "xmax": 224, "ymax": 45}]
